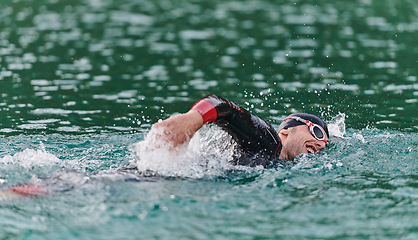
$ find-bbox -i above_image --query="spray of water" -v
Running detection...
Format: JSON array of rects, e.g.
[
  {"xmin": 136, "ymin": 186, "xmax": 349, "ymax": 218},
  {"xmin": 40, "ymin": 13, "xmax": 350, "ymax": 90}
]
[
  {"xmin": 130, "ymin": 125, "xmax": 236, "ymax": 178},
  {"xmin": 0, "ymin": 146, "xmax": 60, "ymax": 169},
  {"xmin": 327, "ymin": 112, "xmax": 346, "ymax": 138}
]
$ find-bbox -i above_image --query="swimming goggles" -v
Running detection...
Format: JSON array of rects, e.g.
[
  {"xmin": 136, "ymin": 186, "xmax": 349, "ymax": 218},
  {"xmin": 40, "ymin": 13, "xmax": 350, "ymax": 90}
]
[{"xmin": 283, "ymin": 116, "xmax": 328, "ymax": 144}]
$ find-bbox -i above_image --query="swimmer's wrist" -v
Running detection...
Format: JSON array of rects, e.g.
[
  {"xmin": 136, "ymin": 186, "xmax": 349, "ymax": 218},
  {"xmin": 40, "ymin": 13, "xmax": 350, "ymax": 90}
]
[
  {"xmin": 188, "ymin": 110, "xmax": 204, "ymax": 128},
  {"xmin": 190, "ymin": 100, "xmax": 217, "ymax": 124}
]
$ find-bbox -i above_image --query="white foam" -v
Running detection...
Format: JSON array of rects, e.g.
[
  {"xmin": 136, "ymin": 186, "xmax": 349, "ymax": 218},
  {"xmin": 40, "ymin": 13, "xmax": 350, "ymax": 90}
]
[
  {"xmin": 130, "ymin": 126, "xmax": 235, "ymax": 178},
  {"xmin": 327, "ymin": 113, "xmax": 346, "ymax": 138},
  {"xmin": 353, "ymin": 133, "xmax": 366, "ymax": 143},
  {"xmin": 0, "ymin": 147, "xmax": 60, "ymax": 169}
]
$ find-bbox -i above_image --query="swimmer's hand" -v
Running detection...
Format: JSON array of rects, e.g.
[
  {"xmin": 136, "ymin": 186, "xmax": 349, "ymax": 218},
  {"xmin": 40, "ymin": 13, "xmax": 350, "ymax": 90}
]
[{"xmin": 151, "ymin": 110, "xmax": 204, "ymax": 150}]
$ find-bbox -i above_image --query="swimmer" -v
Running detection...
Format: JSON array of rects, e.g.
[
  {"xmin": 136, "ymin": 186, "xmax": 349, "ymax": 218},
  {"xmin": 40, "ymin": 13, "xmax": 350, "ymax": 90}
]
[
  {"xmin": 2, "ymin": 94, "xmax": 329, "ymax": 197},
  {"xmin": 152, "ymin": 94, "xmax": 329, "ymax": 167}
]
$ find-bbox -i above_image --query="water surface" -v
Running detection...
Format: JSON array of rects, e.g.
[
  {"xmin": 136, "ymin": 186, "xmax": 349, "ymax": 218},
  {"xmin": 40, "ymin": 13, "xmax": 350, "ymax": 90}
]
[{"xmin": 1, "ymin": 0, "xmax": 418, "ymax": 239}]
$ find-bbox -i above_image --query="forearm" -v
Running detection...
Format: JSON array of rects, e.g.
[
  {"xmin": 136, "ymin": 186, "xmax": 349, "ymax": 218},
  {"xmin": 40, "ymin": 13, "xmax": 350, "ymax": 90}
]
[{"xmin": 151, "ymin": 94, "xmax": 280, "ymax": 158}]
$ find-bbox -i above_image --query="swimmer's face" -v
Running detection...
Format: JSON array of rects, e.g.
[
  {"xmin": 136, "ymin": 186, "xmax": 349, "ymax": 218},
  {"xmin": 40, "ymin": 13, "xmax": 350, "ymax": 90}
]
[{"xmin": 279, "ymin": 125, "xmax": 328, "ymax": 160}]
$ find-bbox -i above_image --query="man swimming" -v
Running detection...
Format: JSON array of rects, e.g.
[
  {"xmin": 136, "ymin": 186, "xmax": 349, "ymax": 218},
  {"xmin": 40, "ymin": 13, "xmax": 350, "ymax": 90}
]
[
  {"xmin": 152, "ymin": 94, "xmax": 329, "ymax": 168},
  {"xmin": 2, "ymin": 94, "xmax": 329, "ymax": 197}
]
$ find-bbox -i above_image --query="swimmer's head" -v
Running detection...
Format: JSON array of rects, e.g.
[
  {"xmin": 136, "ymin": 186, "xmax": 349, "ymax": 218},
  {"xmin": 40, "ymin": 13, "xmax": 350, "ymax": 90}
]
[
  {"xmin": 278, "ymin": 113, "xmax": 329, "ymax": 140},
  {"xmin": 277, "ymin": 113, "xmax": 329, "ymax": 160}
]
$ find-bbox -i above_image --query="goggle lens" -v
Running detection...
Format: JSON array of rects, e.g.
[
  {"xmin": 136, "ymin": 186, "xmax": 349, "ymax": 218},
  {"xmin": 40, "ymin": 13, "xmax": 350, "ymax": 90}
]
[{"xmin": 312, "ymin": 126, "xmax": 324, "ymax": 140}]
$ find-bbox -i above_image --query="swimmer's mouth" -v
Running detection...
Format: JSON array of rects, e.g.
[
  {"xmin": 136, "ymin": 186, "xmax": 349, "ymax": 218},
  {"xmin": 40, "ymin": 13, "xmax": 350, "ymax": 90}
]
[{"xmin": 306, "ymin": 144, "xmax": 317, "ymax": 154}]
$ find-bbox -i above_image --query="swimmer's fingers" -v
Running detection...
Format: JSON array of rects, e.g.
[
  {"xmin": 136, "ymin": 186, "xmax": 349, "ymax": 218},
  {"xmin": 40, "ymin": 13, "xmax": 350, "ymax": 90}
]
[
  {"xmin": 146, "ymin": 127, "xmax": 181, "ymax": 153},
  {"xmin": 151, "ymin": 111, "xmax": 203, "ymax": 149}
]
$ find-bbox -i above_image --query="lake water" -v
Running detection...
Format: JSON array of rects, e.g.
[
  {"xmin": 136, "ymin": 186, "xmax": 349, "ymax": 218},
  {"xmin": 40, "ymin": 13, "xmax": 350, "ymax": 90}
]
[{"xmin": 1, "ymin": 0, "xmax": 418, "ymax": 239}]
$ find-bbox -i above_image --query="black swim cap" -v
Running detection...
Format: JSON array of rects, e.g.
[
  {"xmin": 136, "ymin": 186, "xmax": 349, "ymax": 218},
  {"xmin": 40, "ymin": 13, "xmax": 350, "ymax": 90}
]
[{"xmin": 277, "ymin": 113, "xmax": 329, "ymax": 138}]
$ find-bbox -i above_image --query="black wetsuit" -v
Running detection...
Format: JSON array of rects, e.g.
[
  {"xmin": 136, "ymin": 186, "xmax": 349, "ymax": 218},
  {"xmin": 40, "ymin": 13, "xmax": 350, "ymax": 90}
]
[{"xmin": 191, "ymin": 94, "xmax": 282, "ymax": 168}]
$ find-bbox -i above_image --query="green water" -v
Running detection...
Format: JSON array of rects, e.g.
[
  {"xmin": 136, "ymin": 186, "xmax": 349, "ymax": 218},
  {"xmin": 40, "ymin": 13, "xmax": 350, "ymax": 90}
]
[{"xmin": 1, "ymin": 0, "xmax": 418, "ymax": 239}]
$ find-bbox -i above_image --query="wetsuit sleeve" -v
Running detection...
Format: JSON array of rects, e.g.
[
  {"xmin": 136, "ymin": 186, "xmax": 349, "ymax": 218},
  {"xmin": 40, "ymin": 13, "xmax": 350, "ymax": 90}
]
[{"xmin": 191, "ymin": 94, "xmax": 282, "ymax": 165}]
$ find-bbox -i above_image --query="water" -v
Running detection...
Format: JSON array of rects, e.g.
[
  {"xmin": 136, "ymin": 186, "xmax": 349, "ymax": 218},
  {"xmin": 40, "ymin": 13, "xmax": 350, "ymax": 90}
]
[{"xmin": 1, "ymin": 0, "xmax": 418, "ymax": 238}]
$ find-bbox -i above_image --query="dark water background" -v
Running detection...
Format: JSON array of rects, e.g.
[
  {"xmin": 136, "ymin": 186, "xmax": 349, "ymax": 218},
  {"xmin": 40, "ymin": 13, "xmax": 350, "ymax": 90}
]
[{"xmin": 1, "ymin": 0, "xmax": 418, "ymax": 239}]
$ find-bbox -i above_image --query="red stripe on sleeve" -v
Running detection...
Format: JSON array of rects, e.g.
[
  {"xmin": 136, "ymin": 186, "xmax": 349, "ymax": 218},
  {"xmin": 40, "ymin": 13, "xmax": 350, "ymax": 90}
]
[{"xmin": 191, "ymin": 100, "xmax": 218, "ymax": 124}]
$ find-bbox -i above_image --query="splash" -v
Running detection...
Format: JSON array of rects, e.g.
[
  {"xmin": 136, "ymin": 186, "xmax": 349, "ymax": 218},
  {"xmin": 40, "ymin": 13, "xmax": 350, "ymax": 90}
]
[
  {"xmin": 327, "ymin": 113, "xmax": 346, "ymax": 138},
  {"xmin": 0, "ymin": 145, "xmax": 61, "ymax": 185},
  {"xmin": 0, "ymin": 146, "xmax": 60, "ymax": 169},
  {"xmin": 130, "ymin": 126, "xmax": 236, "ymax": 178}
]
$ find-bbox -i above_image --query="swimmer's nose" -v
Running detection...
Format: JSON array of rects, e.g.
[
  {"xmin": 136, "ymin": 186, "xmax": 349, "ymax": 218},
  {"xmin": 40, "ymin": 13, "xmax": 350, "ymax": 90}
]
[{"xmin": 316, "ymin": 140, "xmax": 327, "ymax": 150}]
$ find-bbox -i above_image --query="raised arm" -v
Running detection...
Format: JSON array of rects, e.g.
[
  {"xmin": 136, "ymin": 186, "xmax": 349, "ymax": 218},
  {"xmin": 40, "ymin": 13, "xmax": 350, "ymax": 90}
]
[{"xmin": 152, "ymin": 94, "xmax": 281, "ymax": 162}]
